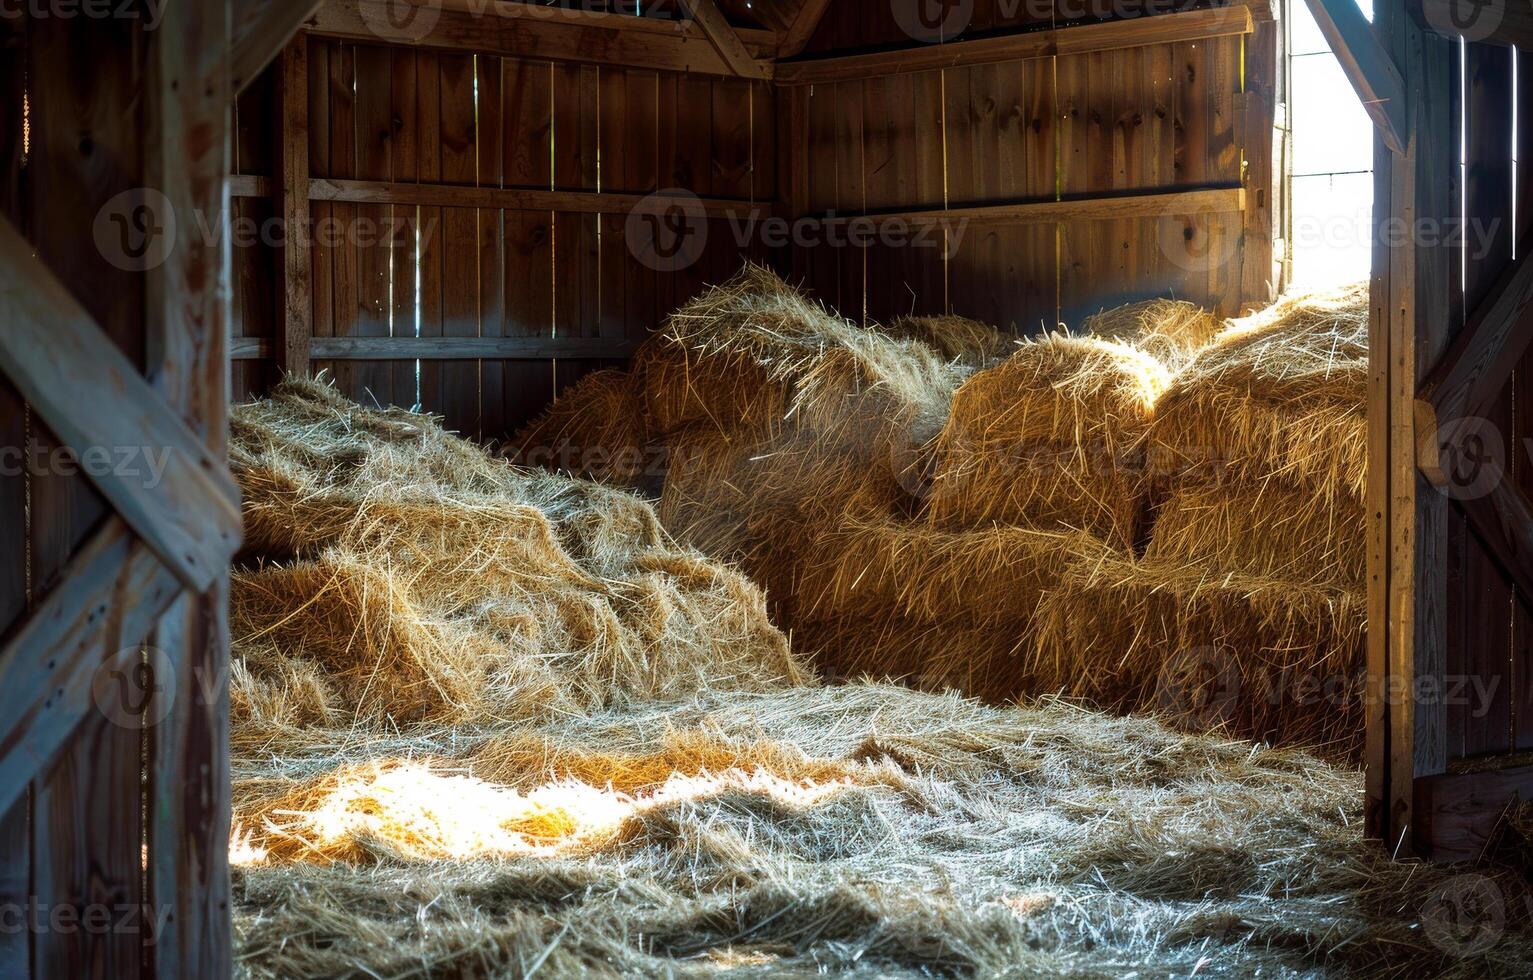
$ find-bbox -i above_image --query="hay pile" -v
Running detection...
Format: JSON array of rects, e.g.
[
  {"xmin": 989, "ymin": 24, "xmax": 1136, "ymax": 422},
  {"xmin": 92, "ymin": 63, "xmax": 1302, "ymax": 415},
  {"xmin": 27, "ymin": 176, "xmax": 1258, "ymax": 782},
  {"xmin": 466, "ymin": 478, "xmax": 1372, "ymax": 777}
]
[
  {"xmin": 1035, "ymin": 284, "xmax": 1370, "ymax": 756},
  {"xmin": 234, "ymin": 684, "xmax": 1533, "ymax": 978},
  {"xmin": 230, "ymin": 378, "xmax": 806, "ymax": 739}
]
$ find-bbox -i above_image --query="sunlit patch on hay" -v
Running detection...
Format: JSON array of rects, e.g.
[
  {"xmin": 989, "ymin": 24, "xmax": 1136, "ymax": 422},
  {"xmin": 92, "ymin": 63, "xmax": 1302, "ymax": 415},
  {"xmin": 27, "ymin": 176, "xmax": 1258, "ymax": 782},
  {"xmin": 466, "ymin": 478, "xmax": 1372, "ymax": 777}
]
[{"xmin": 1083, "ymin": 297, "xmax": 1223, "ymax": 370}]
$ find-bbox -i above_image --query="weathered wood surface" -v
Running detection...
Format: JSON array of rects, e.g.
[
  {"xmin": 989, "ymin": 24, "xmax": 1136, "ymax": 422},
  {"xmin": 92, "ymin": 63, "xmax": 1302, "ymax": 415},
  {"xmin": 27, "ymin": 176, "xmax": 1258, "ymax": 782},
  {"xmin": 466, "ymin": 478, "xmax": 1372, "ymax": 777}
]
[
  {"xmin": 1415, "ymin": 764, "xmax": 1533, "ymax": 864},
  {"xmin": 0, "ymin": 217, "xmax": 241, "ymax": 593},
  {"xmin": 776, "ymin": 6, "xmax": 1254, "ymax": 85}
]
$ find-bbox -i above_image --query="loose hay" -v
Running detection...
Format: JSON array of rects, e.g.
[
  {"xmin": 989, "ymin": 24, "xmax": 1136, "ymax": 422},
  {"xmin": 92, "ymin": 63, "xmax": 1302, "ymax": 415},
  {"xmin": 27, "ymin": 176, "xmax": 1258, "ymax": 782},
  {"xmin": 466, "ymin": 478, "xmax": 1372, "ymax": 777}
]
[
  {"xmin": 925, "ymin": 331, "xmax": 1172, "ymax": 546},
  {"xmin": 235, "ymin": 686, "xmax": 1533, "ymax": 979},
  {"xmin": 230, "ymin": 378, "xmax": 807, "ymax": 741}
]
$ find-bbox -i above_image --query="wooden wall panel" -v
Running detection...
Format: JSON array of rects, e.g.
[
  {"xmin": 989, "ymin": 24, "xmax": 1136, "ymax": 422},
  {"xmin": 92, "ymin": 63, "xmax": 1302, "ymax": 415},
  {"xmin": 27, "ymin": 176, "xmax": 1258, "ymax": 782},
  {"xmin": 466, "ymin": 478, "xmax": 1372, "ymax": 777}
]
[
  {"xmin": 233, "ymin": 71, "xmax": 279, "ymax": 402},
  {"xmin": 1448, "ymin": 41, "xmax": 1521, "ymax": 764}
]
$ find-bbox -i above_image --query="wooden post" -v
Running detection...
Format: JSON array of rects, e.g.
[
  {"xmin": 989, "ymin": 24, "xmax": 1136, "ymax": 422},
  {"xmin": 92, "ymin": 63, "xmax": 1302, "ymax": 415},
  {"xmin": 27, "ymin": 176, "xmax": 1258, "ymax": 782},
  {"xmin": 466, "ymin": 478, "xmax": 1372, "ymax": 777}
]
[
  {"xmin": 276, "ymin": 34, "xmax": 312, "ymax": 379},
  {"xmin": 1367, "ymin": 0, "xmax": 1456, "ymax": 852},
  {"xmin": 146, "ymin": 0, "xmax": 235, "ymax": 975}
]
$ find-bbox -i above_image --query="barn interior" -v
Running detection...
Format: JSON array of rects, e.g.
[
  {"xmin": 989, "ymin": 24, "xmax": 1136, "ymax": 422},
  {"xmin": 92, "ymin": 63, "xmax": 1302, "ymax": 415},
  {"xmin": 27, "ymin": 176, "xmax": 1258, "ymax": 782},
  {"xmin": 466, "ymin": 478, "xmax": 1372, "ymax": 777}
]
[{"xmin": 5, "ymin": 0, "xmax": 1533, "ymax": 976}]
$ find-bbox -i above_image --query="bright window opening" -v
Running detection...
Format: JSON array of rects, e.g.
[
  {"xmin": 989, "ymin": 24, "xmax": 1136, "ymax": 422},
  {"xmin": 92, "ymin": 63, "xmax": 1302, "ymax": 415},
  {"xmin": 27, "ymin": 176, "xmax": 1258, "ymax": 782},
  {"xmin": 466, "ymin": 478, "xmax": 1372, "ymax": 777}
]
[{"xmin": 1287, "ymin": 0, "xmax": 1376, "ymax": 289}]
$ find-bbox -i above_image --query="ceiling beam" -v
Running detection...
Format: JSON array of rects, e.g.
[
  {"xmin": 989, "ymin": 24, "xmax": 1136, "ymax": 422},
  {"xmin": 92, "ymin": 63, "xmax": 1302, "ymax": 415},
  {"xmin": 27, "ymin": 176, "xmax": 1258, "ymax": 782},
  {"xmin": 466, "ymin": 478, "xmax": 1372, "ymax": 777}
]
[
  {"xmin": 779, "ymin": 0, "xmax": 833, "ymax": 57},
  {"xmin": 311, "ymin": 0, "xmax": 774, "ymax": 77},
  {"xmin": 679, "ymin": 0, "xmax": 769, "ymax": 78},
  {"xmin": 232, "ymin": 0, "xmax": 324, "ymax": 95},
  {"xmin": 1302, "ymin": 0, "xmax": 1408, "ymax": 155}
]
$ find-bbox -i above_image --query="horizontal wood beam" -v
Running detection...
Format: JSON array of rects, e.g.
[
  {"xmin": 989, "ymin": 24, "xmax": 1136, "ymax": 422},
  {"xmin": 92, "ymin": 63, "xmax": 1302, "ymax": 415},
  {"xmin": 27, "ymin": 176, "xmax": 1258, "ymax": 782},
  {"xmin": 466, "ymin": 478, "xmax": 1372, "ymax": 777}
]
[
  {"xmin": 230, "ymin": 174, "xmax": 771, "ymax": 220},
  {"xmin": 0, "ymin": 216, "xmax": 242, "ymax": 593},
  {"xmin": 1415, "ymin": 762, "xmax": 1533, "ymax": 863},
  {"xmin": 232, "ymin": 335, "xmax": 642, "ymax": 361},
  {"xmin": 232, "ymin": 0, "xmax": 324, "ymax": 94},
  {"xmin": 679, "ymin": 0, "xmax": 769, "ymax": 79},
  {"xmin": 312, "ymin": 0, "xmax": 775, "ymax": 78},
  {"xmin": 0, "ymin": 518, "xmax": 183, "ymax": 818},
  {"xmin": 775, "ymin": 6, "xmax": 1254, "ymax": 86},
  {"xmin": 1303, "ymin": 0, "xmax": 1408, "ymax": 155},
  {"xmin": 1414, "ymin": 0, "xmax": 1533, "ymax": 49},
  {"xmin": 813, "ymin": 186, "xmax": 1246, "ymax": 227},
  {"xmin": 308, "ymin": 177, "xmax": 769, "ymax": 218}
]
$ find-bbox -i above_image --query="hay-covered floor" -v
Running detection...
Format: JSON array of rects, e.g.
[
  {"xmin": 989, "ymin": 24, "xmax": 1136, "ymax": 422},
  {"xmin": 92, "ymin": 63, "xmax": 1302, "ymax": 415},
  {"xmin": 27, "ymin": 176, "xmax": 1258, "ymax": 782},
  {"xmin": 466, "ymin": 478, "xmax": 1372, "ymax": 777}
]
[
  {"xmin": 234, "ymin": 685, "xmax": 1533, "ymax": 978},
  {"xmin": 228, "ymin": 294, "xmax": 1533, "ymax": 977}
]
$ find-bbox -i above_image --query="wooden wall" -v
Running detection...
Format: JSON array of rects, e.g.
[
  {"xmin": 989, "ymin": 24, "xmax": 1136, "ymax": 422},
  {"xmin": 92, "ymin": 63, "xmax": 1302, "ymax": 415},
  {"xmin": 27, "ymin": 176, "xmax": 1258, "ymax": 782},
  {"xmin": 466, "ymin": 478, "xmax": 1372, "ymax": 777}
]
[
  {"xmin": 1441, "ymin": 39, "xmax": 1533, "ymax": 765},
  {"xmin": 232, "ymin": 36, "xmax": 776, "ymax": 442},
  {"xmin": 783, "ymin": 6, "xmax": 1279, "ymax": 330},
  {"xmin": 0, "ymin": 6, "xmax": 235, "ymax": 975}
]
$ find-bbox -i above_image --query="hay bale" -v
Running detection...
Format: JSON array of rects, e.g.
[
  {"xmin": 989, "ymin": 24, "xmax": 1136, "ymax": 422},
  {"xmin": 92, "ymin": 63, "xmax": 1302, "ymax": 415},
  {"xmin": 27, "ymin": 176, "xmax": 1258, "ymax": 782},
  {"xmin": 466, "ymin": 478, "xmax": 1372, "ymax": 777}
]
[
  {"xmin": 1145, "ymin": 283, "xmax": 1368, "ymax": 501},
  {"xmin": 1146, "ymin": 480, "xmax": 1366, "ymax": 588},
  {"xmin": 1082, "ymin": 298, "xmax": 1223, "ymax": 369},
  {"xmin": 635, "ymin": 264, "xmax": 964, "ymax": 446},
  {"xmin": 884, "ymin": 313, "xmax": 1014, "ymax": 368},
  {"xmin": 1030, "ymin": 545, "xmax": 1367, "ymax": 756},
  {"xmin": 229, "ymin": 378, "xmax": 809, "ymax": 736},
  {"xmin": 925, "ymin": 332, "xmax": 1172, "ymax": 546},
  {"xmin": 508, "ymin": 368, "xmax": 655, "ymax": 490}
]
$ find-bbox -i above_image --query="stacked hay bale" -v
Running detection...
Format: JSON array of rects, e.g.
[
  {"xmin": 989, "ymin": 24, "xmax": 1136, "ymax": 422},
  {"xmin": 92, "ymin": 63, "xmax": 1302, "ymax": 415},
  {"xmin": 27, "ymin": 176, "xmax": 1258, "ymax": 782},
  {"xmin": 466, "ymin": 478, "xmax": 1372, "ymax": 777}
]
[
  {"xmin": 230, "ymin": 378, "xmax": 807, "ymax": 743},
  {"xmin": 923, "ymin": 332, "xmax": 1174, "ymax": 549},
  {"xmin": 507, "ymin": 368, "xmax": 655, "ymax": 491},
  {"xmin": 629, "ymin": 266, "xmax": 1092, "ymax": 690},
  {"xmin": 1082, "ymin": 297, "xmax": 1223, "ymax": 371},
  {"xmin": 1032, "ymin": 284, "xmax": 1370, "ymax": 756}
]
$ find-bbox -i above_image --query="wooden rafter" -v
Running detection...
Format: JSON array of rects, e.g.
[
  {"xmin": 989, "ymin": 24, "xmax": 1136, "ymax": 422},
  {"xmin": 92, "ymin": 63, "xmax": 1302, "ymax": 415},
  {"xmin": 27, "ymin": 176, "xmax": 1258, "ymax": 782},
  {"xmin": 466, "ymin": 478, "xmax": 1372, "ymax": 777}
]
[
  {"xmin": 1303, "ymin": 0, "xmax": 1408, "ymax": 155},
  {"xmin": 312, "ymin": 0, "xmax": 776, "ymax": 78},
  {"xmin": 779, "ymin": 0, "xmax": 832, "ymax": 57},
  {"xmin": 0, "ymin": 217, "xmax": 242, "ymax": 593},
  {"xmin": 775, "ymin": 6, "xmax": 1254, "ymax": 85},
  {"xmin": 232, "ymin": 0, "xmax": 324, "ymax": 94},
  {"xmin": 679, "ymin": 0, "xmax": 769, "ymax": 79}
]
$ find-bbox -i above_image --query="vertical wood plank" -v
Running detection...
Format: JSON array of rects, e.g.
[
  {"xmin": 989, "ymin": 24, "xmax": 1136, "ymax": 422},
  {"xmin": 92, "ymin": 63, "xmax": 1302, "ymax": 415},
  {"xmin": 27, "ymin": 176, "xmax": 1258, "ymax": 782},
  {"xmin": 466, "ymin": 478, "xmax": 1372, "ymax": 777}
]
[
  {"xmin": 352, "ymin": 43, "xmax": 395, "ymax": 408},
  {"xmin": 502, "ymin": 59, "xmax": 555, "ymax": 434},
  {"xmin": 438, "ymin": 52, "xmax": 481, "ymax": 435},
  {"xmin": 276, "ymin": 37, "xmax": 311, "ymax": 380},
  {"xmin": 390, "ymin": 47, "xmax": 420, "ymax": 408},
  {"xmin": 477, "ymin": 54, "xmax": 507, "ymax": 441}
]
